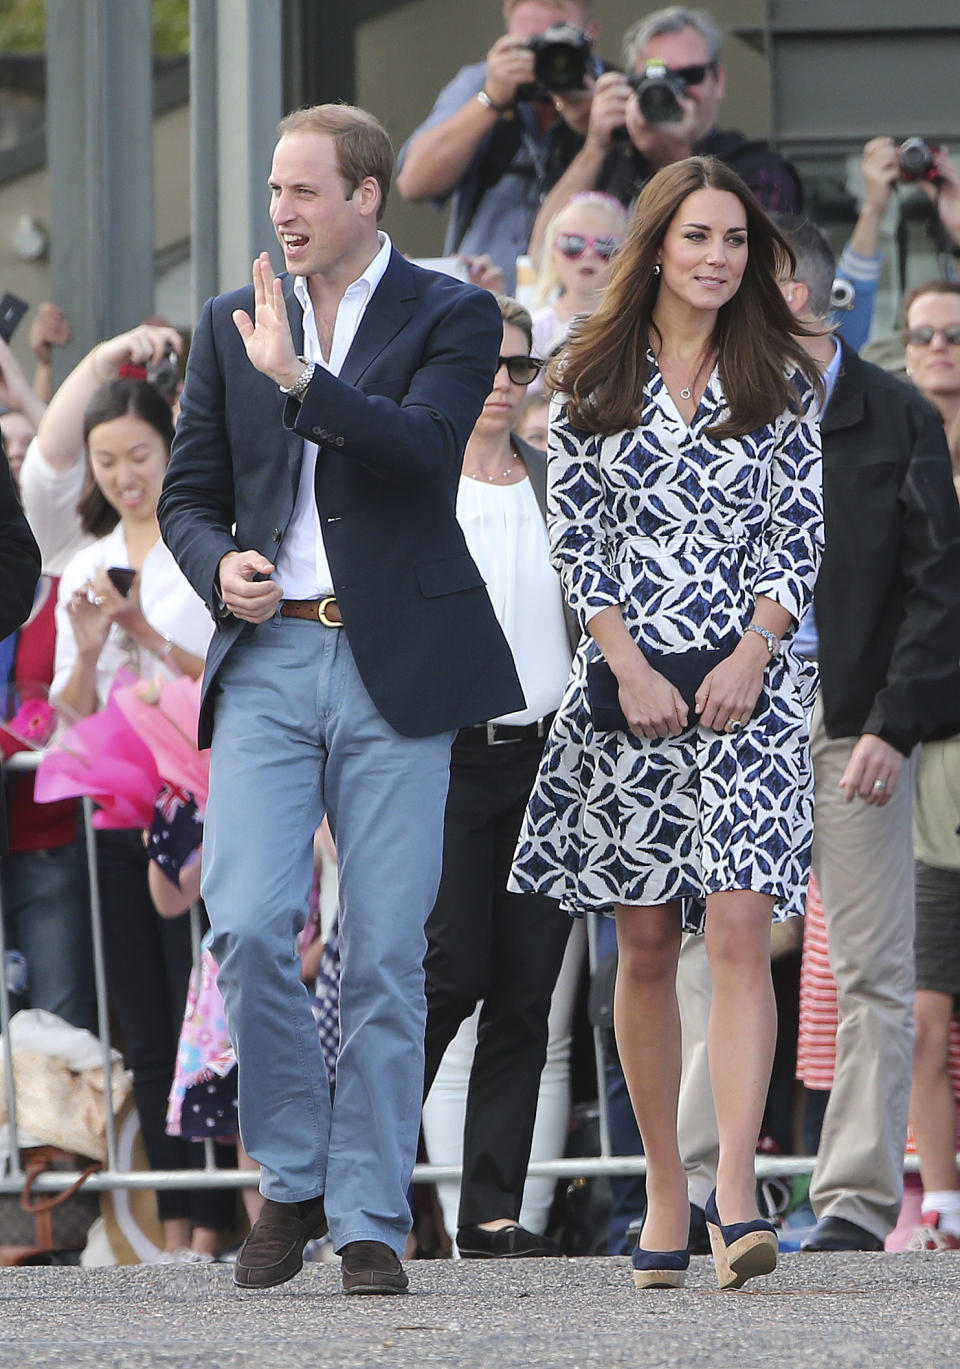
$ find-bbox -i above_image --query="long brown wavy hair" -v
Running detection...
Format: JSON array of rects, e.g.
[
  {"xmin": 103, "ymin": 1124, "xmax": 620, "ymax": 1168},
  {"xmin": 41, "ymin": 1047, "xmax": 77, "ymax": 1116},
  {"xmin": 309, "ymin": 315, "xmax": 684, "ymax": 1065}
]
[{"xmin": 550, "ymin": 156, "xmax": 823, "ymax": 439}]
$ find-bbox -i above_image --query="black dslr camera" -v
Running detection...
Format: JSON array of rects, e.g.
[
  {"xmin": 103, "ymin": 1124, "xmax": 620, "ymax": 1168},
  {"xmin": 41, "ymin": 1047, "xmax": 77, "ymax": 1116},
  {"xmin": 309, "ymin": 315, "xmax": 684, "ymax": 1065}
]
[
  {"xmin": 627, "ymin": 61, "xmax": 691, "ymax": 125},
  {"xmin": 520, "ymin": 23, "xmax": 592, "ymax": 99},
  {"xmin": 897, "ymin": 137, "xmax": 940, "ymax": 184}
]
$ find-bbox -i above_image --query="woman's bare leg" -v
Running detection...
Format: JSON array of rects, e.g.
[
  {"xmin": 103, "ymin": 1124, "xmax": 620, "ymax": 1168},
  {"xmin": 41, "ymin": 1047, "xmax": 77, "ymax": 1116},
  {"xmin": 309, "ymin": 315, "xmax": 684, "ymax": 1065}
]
[
  {"xmin": 910, "ymin": 989, "xmax": 958, "ymax": 1193},
  {"xmin": 705, "ymin": 889, "xmax": 777, "ymax": 1224},
  {"xmin": 614, "ymin": 901, "xmax": 687, "ymax": 1250}
]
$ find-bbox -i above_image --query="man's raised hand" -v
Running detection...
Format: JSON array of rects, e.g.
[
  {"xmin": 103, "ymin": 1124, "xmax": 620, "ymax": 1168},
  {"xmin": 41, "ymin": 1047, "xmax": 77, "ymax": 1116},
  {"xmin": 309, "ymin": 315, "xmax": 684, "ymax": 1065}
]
[{"xmin": 232, "ymin": 253, "xmax": 303, "ymax": 388}]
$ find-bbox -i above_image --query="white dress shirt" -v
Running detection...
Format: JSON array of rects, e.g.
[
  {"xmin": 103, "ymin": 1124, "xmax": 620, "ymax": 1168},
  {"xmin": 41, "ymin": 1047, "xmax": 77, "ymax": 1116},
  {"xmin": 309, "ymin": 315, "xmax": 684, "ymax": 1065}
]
[{"xmin": 274, "ymin": 232, "xmax": 393, "ymax": 600}]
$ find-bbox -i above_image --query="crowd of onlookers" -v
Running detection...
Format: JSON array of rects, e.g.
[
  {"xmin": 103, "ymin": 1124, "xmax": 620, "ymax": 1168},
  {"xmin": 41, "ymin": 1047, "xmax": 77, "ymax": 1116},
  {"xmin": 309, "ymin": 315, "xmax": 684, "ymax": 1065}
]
[{"xmin": 2, "ymin": 1, "xmax": 960, "ymax": 1265}]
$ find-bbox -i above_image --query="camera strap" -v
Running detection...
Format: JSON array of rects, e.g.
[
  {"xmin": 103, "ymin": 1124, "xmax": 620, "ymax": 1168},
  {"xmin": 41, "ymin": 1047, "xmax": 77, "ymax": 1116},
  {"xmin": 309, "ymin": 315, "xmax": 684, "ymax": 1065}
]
[{"xmin": 895, "ymin": 202, "xmax": 910, "ymax": 299}]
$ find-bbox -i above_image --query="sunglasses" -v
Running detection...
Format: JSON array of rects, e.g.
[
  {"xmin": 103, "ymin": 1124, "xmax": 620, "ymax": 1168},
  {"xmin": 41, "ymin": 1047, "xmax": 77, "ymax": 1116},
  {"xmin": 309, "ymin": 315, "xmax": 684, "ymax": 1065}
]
[
  {"xmin": 496, "ymin": 354, "xmax": 542, "ymax": 386},
  {"xmin": 903, "ymin": 325, "xmax": 960, "ymax": 346},
  {"xmin": 555, "ymin": 233, "xmax": 623, "ymax": 261},
  {"xmin": 667, "ymin": 62, "xmax": 718, "ymax": 86}
]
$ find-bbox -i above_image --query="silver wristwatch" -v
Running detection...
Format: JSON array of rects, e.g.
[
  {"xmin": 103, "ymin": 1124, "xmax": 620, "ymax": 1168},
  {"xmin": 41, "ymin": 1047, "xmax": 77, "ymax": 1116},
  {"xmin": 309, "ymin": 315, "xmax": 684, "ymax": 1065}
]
[
  {"xmin": 279, "ymin": 357, "xmax": 315, "ymax": 402},
  {"xmin": 744, "ymin": 623, "xmax": 780, "ymax": 656}
]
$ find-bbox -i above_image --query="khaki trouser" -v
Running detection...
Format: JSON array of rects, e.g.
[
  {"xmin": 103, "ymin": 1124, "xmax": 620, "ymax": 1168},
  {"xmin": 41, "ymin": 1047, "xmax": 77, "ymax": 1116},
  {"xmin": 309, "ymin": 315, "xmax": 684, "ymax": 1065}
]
[
  {"xmin": 677, "ymin": 934, "xmax": 718, "ymax": 1209},
  {"xmin": 807, "ymin": 697, "xmax": 917, "ymax": 1238},
  {"xmin": 675, "ymin": 697, "xmax": 916, "ymax": 1236}
]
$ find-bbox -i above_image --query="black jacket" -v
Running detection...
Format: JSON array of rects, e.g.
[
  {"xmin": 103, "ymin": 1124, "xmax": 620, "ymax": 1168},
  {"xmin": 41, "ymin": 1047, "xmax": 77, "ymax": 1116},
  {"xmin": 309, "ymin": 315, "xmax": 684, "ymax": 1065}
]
[
  {"xmin": 815, "ymin": 340, "xmax": 960, "ymax": 754},
  {"xmin": 598, "ymin": 126, "xmax": 803, "ymax": 215}
]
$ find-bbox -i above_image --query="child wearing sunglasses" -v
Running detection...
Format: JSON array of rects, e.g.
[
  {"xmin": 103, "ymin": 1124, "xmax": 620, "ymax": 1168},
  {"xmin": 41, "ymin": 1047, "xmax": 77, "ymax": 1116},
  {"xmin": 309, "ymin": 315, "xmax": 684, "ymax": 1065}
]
[{"xmin": 531, "ymin": 193, "xmax": 629, "ymax": 373}]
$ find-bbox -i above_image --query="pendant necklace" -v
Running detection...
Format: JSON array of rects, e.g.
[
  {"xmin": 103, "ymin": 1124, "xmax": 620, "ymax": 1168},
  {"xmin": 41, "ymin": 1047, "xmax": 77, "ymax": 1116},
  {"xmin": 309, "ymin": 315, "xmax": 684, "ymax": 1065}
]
[{"xmin": 669, "ymin": 350, "xmax": 713, "ymax": 403}]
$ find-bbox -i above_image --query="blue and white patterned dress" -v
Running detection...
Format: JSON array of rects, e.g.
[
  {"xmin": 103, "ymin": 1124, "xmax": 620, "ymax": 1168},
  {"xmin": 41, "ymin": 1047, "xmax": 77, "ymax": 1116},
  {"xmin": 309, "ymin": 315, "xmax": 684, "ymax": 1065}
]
[{"xmin": 508, "ymin": 357, "xmax": 822, "ymax": 933}]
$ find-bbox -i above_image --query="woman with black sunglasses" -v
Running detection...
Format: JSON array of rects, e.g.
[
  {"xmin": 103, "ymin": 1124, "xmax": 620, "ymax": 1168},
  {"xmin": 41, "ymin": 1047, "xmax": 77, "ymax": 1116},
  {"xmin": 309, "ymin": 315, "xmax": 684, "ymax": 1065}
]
[{"xmin": 420, "ymin": 294, "xmax": 580, "ymax": 1261}]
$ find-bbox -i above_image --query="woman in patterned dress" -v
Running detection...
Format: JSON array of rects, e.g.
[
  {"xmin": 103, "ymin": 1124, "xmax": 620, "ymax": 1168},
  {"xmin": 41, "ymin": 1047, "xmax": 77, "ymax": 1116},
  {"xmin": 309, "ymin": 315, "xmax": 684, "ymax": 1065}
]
[{"xmin": 509, "ymin": 157, "xmax": 824, "ymax": 1290}]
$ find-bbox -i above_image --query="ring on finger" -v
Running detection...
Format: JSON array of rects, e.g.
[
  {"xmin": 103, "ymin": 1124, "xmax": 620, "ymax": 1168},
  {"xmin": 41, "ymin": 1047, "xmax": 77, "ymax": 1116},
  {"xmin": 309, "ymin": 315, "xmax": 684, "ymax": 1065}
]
[
  {"xmin": 727, "ymin": 719, "xmax": 743, "ymax": 733},
  {"xmin": 872, "ymin": 778, "xmax": 887, "ymax": 792},
  {"xmin": 92, "ymin": 594, "xmax": 105, "ymax": 606}
]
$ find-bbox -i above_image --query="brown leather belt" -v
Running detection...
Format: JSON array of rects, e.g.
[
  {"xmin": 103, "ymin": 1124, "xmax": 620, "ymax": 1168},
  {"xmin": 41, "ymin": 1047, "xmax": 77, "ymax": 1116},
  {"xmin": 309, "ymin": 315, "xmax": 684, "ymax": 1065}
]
[{"xmin": 280, "ymin": 596, "xmax": 343, "ymax": 627}]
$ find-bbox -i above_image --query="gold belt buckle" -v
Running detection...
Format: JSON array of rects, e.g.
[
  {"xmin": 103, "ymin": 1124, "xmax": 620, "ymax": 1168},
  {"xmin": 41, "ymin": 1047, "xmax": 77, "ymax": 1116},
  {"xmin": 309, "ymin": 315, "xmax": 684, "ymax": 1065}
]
[{"xmin": 317, "ymin": 595, "xmax": 342, "ymax": 628}]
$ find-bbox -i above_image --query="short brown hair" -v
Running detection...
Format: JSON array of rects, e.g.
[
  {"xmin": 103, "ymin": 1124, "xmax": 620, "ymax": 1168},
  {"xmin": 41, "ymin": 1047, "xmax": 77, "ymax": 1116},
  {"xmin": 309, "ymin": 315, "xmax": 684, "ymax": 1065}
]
[
  {"xmin": 277, "ymin": 104, "xmax": 394, "ymax": 220},
  {"xmin": 902, "ymin": 278, "xmax": 960, "ymax": 328}
]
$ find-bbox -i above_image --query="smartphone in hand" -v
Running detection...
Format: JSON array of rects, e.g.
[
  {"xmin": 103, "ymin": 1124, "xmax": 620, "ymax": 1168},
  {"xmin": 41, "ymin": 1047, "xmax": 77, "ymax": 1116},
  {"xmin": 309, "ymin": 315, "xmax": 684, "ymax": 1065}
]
[
  {"xmin": 0, "ymin": 292, "xmax": 29, "ymax": 344},
  {"xmin": 107, "ymin": 566, "xmax": 137, "ymax": 596}
]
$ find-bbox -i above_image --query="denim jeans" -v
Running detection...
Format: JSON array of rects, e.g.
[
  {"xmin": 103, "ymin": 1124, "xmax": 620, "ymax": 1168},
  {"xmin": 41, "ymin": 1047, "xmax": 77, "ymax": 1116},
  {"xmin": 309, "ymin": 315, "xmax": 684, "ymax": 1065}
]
[
  {"xmin": 202, "ymin": 618, "xmax": 454, "ymax": 1255},
  {"xmin": 2, "ymin": 834, "xmax": 97, "ymax": 1033}
]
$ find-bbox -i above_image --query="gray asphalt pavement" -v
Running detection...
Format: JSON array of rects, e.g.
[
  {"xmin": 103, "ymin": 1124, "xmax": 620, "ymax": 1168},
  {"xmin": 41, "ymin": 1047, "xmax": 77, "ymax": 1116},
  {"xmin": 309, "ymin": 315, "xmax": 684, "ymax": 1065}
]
[{"xmin": 1, "ymin": 1252, "xmax": 958, "ymax": 1368}]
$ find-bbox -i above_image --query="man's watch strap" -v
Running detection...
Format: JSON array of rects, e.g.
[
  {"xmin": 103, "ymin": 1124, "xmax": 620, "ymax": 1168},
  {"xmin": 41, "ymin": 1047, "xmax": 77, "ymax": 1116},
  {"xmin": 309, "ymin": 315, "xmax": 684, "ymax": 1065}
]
[{"xmin": 279, "ymin": 357, "xmax": 315, "ymax": 402}]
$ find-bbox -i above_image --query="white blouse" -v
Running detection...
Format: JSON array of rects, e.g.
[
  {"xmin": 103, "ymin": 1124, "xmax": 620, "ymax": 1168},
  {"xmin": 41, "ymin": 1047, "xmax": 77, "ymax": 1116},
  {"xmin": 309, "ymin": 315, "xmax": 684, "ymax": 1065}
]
[
  {"xmin": 19, "ymin": 437, "xmax": 92, "ymax": 575},
  {"xmin": 52, "ymin": 524, "xmax": 214, "ymax": 708},
  {"xmin": 456, "ymin": 474, "xmax": 571, "ymax": 726}
]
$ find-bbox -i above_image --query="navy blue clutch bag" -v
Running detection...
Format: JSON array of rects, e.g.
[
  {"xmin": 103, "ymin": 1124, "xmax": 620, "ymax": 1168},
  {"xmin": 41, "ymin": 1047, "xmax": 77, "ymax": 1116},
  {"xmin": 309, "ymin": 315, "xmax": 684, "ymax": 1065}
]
[{"xmin": 586, "ymin": 638, "xmax": 739, "ymax": 733}]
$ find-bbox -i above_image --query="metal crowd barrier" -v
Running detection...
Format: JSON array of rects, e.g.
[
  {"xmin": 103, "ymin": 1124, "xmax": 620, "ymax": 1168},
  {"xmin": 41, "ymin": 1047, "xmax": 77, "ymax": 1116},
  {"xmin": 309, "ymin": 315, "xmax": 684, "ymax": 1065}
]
[{"xmin": 0, "ymin": 749, "xmax": 925, "ymax": 1207}]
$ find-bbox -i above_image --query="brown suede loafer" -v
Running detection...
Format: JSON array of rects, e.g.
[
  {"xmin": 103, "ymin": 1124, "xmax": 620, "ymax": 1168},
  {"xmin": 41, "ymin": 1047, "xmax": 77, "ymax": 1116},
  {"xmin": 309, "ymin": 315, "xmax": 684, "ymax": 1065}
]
[
  {"xmin": 233, "ymin": 1194, "xmax": 328, "ymax": 1288},
  {"xmin": 340, "ymin": 1240, "xmax": 409, "ymax": 1295}
]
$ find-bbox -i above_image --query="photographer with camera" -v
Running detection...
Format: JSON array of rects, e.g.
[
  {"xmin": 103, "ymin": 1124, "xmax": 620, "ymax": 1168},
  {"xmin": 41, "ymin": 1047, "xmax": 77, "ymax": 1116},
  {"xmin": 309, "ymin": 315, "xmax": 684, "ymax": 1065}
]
[
  {"xmin": 830, "ymin": 140, "xmax": 960, "ymax": 355},
  {"xmin": 528, "ymin": 6, "xmax": 801, "ymax": 263},
  {"xmin": 396, "ymin": 1, "xmax": 602, "ymax": 292}
]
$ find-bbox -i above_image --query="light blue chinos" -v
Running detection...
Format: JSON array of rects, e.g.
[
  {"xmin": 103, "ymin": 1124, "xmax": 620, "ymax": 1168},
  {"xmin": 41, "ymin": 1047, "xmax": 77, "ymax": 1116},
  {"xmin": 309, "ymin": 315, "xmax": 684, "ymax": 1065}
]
[{"xmin": 200, "ymin": 612, "xmax": 454, "ymax": 1256}]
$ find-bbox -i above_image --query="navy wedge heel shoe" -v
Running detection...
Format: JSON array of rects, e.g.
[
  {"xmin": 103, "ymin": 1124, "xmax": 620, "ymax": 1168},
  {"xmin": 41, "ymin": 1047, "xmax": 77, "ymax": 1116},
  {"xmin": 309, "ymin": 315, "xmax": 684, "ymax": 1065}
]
[
  {"xmin": 704, "ymin": 1190, "xmax": 778, "ymax": 1290},
  {"xmin": 631, "ymin": 1243, "xmax": 690, "ymax": 1290}
]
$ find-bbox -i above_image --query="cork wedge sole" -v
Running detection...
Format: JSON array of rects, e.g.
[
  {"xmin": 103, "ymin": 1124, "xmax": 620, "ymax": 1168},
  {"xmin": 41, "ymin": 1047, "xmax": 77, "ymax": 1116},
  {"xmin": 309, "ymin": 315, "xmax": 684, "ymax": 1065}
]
[
  {"xmin": 707, "ymin": 1221, "xmax": 778, "ymax": 1290},
  {"xmin": 632, "ymin": 1265, "xmax": 687, "ymax": 1290}
]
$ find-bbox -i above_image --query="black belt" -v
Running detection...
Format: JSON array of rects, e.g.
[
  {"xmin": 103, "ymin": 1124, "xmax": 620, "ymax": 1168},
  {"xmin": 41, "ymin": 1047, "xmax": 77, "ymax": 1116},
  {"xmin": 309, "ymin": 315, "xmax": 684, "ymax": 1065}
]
[{"xmin": 456, "ymin": 714, "xmax": 555, "ymax": 747}]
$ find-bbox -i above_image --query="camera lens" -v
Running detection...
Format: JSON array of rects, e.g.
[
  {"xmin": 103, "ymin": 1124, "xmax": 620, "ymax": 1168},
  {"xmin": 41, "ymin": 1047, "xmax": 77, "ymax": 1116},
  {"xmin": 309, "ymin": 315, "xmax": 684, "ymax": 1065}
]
[
  {"xmin": 830, "ymin": 278, "xmax": 855, "ymax": 312},
  {"xmin": 529, "ymin": 23, "xmax": 591, "ymax": 95},
  {"xmin": 898, "ymin": 137, "xmax": 934, "ymax": 182},
  {"xmin": 630, "ymin": 63, "xmax": 686, "ymax": 125},
  {"xmin": 535, "ymin": 47, "xmax": 584, "ymax": 92},
  {"xmin": 638, "ymin": 81, "xmax": 683, "ymax": 124}
]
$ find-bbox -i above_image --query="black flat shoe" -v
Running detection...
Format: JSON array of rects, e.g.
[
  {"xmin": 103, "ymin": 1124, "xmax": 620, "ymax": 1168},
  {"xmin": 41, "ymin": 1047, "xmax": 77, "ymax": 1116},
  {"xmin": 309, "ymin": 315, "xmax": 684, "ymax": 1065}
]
[
  {"xmin": 456, "ymin": 1223, "xmax": 560, "ymax": 1259},
  {"xmin": 233, "ymin": 1193, "xmax": 327, "ymax": 1288},
  {"xmin": 800, "ymin": 1216, "xmax": 884, "ymax": 1252},
  {"xmin": 340, "ymin": 1240, "xmax": 409, "ymax": 1295}
]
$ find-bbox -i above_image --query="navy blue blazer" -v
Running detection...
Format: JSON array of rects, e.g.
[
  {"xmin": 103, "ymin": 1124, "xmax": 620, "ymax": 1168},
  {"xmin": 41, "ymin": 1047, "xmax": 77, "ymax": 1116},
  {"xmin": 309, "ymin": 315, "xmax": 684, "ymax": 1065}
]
[{"xmin": 159, "ymin": 249, "xmax": 524, "ymax": 746}]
